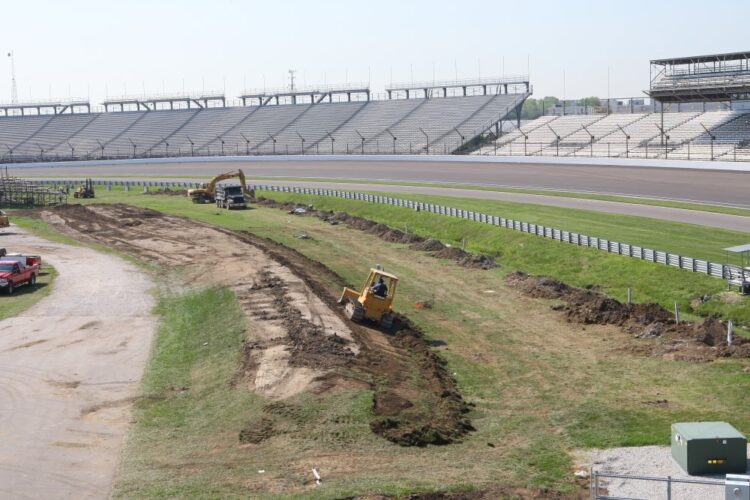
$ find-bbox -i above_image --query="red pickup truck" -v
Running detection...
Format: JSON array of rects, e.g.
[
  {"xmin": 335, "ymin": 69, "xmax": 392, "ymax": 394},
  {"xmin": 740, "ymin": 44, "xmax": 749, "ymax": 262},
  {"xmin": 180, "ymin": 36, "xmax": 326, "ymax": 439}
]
[{"xmin": 0, "ymin": 260, "xmax": 40, "ymax": 294}]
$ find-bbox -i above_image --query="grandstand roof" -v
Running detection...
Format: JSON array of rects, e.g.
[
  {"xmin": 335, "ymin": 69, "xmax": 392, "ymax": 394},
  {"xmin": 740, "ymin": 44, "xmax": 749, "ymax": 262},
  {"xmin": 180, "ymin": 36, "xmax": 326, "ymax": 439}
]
[{"xmin": 651, "ymin": 51, "xmax": 750, "ymax": 66}]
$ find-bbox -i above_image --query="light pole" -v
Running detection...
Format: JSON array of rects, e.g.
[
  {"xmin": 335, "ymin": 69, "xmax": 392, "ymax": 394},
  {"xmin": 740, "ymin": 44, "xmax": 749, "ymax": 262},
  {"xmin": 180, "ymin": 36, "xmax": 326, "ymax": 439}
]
[
  {"xmin": 699, "ymin": 123, "xmax": 716, "ymax": 161},
  {"xmin": 419, "ymin": 127, "xmax": 429, "ymax": 154},
  {"xmin": 128, "ymin": 138, "xmax": 137, "ymax": 158},
  {"xmin": 384, "ymin": 128, "xmax": 397, "ymax": 154},
  {"xmin": 355, "ymin": 129, "xmax": 366, "ymax": 154},
  {"xmin": 654, "ymin": 124, "xmax": 669, "ymax": 158},
  {"xmin": 547, "ymin": 124, "xmax": 561, "ymax": 157},
  {"xmin": 240, "ymin": 133, "xmax": 250, "ymax": 156},
  {"xmin": 324, "ymin": 130, "xmax": 335, "ymax": 154},
  {"xmin": 295, "ymin": 131, "xmax": 305, "ymax": 155},
  {"xmin": 216, "ymin": 135, "xmax": 225, "ymax": 155},
  {"xmin": 454, "ymin": 127, "xmax": 465, "ymax": 150},
  {"xmin": 67, "ymin": 141, "xmax": 75, "ymax": 160},
  {"xmin": 36, "ymin": 144, "xmax": 44, "ymax": 161},
  {"xmin": 616, "ymin": 124, "xmax": 630, "ymax": 158},
  {"xmin": 161, "ymin": 137, "xmax": 169, "ymax": 157},
  {"xmin": 266, "ymin": 131, "xmax": 276, "ymax": 154},
  {"xmin": 186, "ymin": 135, "xmax": 194, "ymax": 156},
  {"xmin": 96, "ymin": 139, "xmax": 105, "ymax": 159},
  {"xmin": 582, "ymin": 124, "xmax": 595, "ymax": 157}
]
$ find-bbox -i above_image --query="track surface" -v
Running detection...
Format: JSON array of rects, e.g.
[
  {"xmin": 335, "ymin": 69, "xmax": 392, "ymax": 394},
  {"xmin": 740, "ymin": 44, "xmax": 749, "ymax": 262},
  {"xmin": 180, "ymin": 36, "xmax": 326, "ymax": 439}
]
[
  {"xmin": 0, "ymin": 227, "xmax": 156, "ymax": 499},
  {"xmin": 16, "ymin": 158, "xmax": 750, "ymax": 208}
]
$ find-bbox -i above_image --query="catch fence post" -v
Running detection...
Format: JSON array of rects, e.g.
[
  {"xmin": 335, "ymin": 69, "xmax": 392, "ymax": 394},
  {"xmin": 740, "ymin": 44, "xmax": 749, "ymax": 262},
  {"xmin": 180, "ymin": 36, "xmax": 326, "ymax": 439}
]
[{"xmin": 627, "ymin": 288, "xmax": 632, "ymax": 304}]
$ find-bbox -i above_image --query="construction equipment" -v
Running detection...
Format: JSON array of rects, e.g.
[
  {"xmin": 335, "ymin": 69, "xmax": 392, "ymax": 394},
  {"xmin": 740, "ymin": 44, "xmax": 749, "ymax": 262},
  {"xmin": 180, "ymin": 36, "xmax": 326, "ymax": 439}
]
[
  {"xmin": 0, "ymin": 210, "xmax": 9, "ymax": 228},
  {"xmin": 338, "ymin": 268, "xmax": 398, "ymax": 329},
  {"xmin": 73, "ymin": 178, "xmax": 95, "ymax": 199},
  {"xmin": 187, "ymin": 169, "xmax": 253, "ymax": 204}
]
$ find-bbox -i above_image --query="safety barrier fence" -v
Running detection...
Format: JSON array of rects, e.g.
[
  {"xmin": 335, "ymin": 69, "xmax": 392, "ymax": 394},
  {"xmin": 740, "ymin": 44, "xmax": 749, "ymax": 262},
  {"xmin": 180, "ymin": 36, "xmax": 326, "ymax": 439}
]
[
  {"xmin": 36, "ymin": 178, "xmax": 748, "ymax": 285},
  {"xmin": 590, "ymin": 471, "xmax": 726, "ymax": 500}
]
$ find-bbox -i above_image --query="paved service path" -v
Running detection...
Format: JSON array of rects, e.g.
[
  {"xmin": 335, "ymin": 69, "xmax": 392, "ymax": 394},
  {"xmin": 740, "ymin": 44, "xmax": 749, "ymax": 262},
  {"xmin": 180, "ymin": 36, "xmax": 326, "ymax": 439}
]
[{"xmin": 0, "ymin": 227, "xmax": 156, "ymax": 499}]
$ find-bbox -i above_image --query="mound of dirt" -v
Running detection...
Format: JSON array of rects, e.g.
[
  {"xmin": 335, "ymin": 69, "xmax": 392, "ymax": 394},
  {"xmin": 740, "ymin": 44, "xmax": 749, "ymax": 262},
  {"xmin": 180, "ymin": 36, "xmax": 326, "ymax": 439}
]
[
  {"xmin": 435, "ymin": 247, "xmax": 496, "ymax": 270},
  {"xmin": 144, "ymin": 188, "xmax": 187, "ymax": 196},
  {"xmin": 410, "ymin": 238, "xmax": 446, "ymax": 252},
  {"xmin": 507, "ymin": 272, "xmax": 749, "ymax": 362},
  {"xmin": 505, "ymin": 272, "xmax": 571, "ymax": 299}
]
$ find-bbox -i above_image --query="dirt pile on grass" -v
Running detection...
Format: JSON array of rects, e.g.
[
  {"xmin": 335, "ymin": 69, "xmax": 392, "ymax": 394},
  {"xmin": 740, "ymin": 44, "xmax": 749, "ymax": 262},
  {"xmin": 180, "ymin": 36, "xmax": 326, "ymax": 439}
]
[
  {"xmin": 253, "ymin": 197, "xmax": 496, "ymax": 269},
  {"xmin": 506, "ymin": 272, "xmax": 750, "ymax": 362},
  {"xmin": 144, "ymin": 188, "xmax": 188, "ymax": 196}
]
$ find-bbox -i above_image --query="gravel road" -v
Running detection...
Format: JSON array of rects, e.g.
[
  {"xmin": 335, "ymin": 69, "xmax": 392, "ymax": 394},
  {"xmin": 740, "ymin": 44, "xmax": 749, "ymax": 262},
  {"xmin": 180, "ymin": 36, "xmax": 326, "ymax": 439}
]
[
  {"xmin": 0, "ymin": 227, "xmax": 156, "ymax": 499},
  {"xmin": 581, "ymin": 445, "xmax": 750, "ymax": 499}
]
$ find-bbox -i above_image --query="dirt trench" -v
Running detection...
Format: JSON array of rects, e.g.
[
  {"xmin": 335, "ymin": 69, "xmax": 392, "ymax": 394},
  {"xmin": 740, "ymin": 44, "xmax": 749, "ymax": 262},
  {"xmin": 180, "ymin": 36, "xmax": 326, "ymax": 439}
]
[
  {"xmin": 506, "ymin": 272, "xmax": 750, "ymax": 362},
  {"xmin": 41, "ymin": 204, "xmax": 472, "ymax": 446}
]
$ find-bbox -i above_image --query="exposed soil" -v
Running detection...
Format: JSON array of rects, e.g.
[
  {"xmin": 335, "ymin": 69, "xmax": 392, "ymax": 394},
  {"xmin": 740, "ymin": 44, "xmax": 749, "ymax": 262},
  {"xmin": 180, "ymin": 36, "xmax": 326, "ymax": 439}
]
[
  {"xmin": 143, "ymin": 187, "xmax": 188, "ymax": 196},
  {"xmin": 506, "ymin": 271, "xmax": 750, "ymax": 362},
  {"xmin": 42, "ymin": 204, "xmax": 472, "ymax": 447},
  {"xmin": 253, "ymin": 197, "xmax": 496, "ymax": 270}
]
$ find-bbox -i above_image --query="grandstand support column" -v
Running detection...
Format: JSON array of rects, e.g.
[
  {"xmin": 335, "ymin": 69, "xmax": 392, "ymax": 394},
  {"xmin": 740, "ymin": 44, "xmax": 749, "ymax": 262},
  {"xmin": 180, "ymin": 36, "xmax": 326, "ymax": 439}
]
[
  {"xmin": 462, "ymin": 86, "xmax": 466, "ymax": 96},
  {"xmin": 483, "ymin": 85, "xmax": 487, "ymax": 95},
  {"xmin": 387, "ymin": 90, "xmax": 392, "ymax": 100}
]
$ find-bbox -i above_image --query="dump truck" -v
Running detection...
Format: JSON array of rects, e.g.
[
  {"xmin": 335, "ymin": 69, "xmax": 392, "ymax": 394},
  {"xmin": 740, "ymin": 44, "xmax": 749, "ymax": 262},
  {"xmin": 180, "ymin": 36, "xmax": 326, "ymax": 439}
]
[
  {"xmin": 338, "ymin": 268, "xmax": 398, "ymax": 329},
  {"xmin": 188, "ymin": 169, "xmax": 253, "ymax": 204},
  {"xmin": 215, "ymin": 184, "xmax": 248, "ymax": 209},
  {"xmin": 0, "ymin": 259, "xmax": 39, "ymax": 294}
]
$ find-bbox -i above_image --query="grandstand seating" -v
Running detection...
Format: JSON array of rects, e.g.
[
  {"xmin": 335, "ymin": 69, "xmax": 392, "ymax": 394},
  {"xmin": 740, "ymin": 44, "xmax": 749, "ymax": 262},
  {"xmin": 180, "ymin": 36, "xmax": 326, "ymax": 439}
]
[
  {"xmin": 482, "ymin": 110, "xmax": 750, "ymax": 161},
  {"xmin": 1, "ymin": 93, "xmax": 748, "ymax": 163},
  {"xmin": 0, "ymin": 93, "xmax": 528, "ymax": 161}
]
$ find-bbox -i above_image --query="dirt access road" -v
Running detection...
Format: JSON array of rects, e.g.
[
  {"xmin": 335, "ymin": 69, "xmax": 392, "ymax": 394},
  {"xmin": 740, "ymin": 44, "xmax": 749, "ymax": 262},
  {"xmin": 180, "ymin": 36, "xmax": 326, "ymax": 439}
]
[{"xmin": 0, "ymin": 228, "xmax": 156, "ymax": 499}]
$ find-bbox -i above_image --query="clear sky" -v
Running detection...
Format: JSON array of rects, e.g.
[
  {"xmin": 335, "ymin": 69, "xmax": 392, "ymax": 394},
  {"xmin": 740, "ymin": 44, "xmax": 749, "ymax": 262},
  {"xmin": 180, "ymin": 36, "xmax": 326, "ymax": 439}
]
[{"xmin": 0, "ymin": 0, "xmax": 747, "ymax": 105}]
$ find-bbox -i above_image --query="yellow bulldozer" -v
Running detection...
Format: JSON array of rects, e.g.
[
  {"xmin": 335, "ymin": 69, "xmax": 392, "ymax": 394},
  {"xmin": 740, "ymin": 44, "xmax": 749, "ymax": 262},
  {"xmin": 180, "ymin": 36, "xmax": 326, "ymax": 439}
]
[
  {"xmin": 338, "ymin": 268, "xmax": 398, "ymax": 329},
  {"xmin": 187, "ymin": 169, "xmax": 254, "ymax": 204}
]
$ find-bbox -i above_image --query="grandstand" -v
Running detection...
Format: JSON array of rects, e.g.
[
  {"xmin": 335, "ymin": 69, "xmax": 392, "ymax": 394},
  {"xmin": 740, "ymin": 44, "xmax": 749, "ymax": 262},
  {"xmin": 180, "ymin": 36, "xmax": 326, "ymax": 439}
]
[
  {"xmin": 478, "ymin": 52, "xmax": 750, "ymax": 161},
  {"xmin": 0, "ymin": 76, "xmax": 529, "ymax": 162}
]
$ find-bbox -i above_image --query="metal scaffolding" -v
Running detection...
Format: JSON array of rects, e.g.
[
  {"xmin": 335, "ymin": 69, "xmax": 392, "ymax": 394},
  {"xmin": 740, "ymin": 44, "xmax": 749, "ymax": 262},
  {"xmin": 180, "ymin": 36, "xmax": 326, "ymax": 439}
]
[{"xmin": 0, "ymin": 176, "xmax": 67, "ymax": 207}]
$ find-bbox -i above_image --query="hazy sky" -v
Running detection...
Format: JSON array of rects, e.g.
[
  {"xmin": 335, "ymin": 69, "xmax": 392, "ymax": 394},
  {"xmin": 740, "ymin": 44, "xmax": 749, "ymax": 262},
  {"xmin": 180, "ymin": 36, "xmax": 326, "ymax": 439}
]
[{"xmin": 0, "ymin": 0, "xmax": 747, "ymax": 105}]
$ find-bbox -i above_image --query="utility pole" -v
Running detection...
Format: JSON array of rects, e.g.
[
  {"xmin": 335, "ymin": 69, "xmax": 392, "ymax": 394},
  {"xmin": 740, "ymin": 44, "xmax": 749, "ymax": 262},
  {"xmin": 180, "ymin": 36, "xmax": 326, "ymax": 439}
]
[{"xmin": 7, "ymin": 51, "xmax": 18, "ymax": 104}]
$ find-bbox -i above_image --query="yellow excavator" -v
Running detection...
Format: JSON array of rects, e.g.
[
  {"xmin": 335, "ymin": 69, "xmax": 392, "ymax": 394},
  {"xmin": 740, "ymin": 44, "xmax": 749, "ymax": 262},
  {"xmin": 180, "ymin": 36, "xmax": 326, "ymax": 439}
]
[
  {"xmin": 339, "ymin": 268, "xmax": 398, "ymax": 329},
  {"xmin": 187, "ymin": 169, "xmax": 254, "ymax": 204}
]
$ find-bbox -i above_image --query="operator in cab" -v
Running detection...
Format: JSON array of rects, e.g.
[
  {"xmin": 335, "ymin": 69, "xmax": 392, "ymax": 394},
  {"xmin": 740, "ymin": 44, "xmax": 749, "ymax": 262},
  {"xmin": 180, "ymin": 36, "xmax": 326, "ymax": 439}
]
[{"xmin": 371, "ymin": 277, "xmax": 388, "ymax": 298}]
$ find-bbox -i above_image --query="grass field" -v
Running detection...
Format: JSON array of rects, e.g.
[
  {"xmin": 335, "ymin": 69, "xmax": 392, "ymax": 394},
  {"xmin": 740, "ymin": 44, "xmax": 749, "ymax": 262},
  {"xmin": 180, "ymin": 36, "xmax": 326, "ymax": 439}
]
[{"xmin": 21, "ymin": 188, "xmax": 748, "ymax": 497}]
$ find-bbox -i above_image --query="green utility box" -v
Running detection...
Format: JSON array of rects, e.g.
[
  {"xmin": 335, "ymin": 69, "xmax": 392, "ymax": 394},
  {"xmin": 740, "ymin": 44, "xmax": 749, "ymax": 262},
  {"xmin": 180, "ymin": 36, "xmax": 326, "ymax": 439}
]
[{"xmin": 671, "ymin": 422, "xmax": 747, "ymax": 475}]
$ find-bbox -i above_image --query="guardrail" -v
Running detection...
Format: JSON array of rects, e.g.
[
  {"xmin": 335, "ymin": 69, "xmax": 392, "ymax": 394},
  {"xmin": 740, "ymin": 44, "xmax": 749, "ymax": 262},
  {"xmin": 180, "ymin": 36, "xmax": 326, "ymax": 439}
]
[
  {"xmin": 36, "ymin": 179, "xmax": 748, "ymax": 286},
  {"xmin": 591, "ymin": 471, "xmax": 726, "ymax": 499}
]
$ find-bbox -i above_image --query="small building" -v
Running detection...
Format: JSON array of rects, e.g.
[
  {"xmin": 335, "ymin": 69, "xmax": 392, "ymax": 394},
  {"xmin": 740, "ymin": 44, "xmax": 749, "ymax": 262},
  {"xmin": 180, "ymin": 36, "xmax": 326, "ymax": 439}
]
[{"xmin": 671, "ymin": 422, "xmax": 747, "ymax": 475}]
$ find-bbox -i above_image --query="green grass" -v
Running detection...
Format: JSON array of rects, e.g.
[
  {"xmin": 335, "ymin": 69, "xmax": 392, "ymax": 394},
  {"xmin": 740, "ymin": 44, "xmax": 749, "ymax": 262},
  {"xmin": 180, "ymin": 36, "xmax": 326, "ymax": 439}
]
[{"xmin": 0, "ymin": 264, "xmax": 56, "ymax": 320}]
